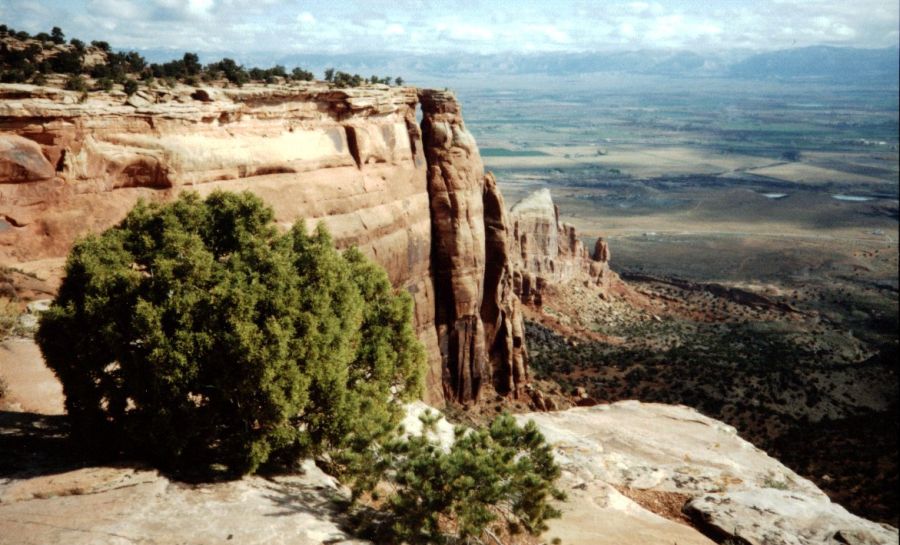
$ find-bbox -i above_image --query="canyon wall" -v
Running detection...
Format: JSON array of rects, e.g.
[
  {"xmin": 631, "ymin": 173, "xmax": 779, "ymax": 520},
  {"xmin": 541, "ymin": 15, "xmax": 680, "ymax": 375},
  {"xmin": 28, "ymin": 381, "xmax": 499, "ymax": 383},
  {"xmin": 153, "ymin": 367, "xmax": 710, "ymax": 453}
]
[
  {"xmin": 0, "ymin": 82, "xmax": 525, "ymax": 405},
  {"xmin": 419, "ymin": 90, "xmax": 527, "ymax": 402}
]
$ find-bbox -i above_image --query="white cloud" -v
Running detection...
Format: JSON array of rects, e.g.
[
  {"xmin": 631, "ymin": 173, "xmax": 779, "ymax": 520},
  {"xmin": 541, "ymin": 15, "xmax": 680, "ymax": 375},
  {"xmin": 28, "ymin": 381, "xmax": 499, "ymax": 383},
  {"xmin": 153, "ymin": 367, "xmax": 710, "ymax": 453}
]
[
  {"xmin": 186, "ymin": 0, "xmax": 214, "ymax": 16},
  {"xmin": 1, "ymin": 0, "xmax": 896, "ymax": 56},
  {"xmin": 385, "ymin": 23, "xmax": 405, "ymax": 36},
  {"xmin": 446, "ymin": 23, "xmax": 495, "ymax": 42}
]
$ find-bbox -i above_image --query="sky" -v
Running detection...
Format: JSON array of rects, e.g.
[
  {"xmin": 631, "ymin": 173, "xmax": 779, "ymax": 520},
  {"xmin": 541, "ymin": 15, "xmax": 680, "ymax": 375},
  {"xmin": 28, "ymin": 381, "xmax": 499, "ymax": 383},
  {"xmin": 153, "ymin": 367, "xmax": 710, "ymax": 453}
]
[{"xmin": 1, "ymin": 0, "xmax": 898, "ymax": 57}]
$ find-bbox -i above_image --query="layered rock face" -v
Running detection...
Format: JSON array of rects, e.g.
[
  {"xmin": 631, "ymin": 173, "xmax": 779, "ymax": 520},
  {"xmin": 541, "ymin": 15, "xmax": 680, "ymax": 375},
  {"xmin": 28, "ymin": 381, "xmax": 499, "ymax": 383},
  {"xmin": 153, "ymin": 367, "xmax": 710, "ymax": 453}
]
[
  {"xmin": 508, "ymin": 188, "xmax": 617, "ymax": 304},
  {"xmin": 419, "ymin": 89, "xmax": 527, "ymax": 402},
  {"xmin": 0, "ymin": 83, "xmax": 524, "ymax": 405}
]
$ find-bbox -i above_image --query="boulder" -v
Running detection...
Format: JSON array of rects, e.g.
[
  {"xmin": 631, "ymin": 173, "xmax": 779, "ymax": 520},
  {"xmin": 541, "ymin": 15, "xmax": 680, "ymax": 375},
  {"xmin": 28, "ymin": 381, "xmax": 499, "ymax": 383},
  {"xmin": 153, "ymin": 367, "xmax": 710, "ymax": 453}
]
[{"xmin": 0, "ymin": 134, "xmax": 55, "ymax": 182}]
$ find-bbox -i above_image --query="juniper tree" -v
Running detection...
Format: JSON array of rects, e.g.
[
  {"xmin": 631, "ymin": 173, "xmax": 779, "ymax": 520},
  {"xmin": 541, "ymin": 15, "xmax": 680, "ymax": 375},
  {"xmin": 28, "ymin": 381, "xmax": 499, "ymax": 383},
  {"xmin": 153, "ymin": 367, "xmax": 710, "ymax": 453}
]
[{"xmin": 37, "ymin": 191, "xmax": 424, "ymax": 475}]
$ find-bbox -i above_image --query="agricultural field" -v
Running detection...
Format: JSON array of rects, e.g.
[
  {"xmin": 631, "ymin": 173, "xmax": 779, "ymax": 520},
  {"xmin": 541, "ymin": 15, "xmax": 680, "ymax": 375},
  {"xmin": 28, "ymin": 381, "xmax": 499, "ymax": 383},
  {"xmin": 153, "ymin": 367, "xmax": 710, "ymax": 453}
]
[{"xmin": 461, "ymin": 75, "xmax": 899, "ymax": 525}]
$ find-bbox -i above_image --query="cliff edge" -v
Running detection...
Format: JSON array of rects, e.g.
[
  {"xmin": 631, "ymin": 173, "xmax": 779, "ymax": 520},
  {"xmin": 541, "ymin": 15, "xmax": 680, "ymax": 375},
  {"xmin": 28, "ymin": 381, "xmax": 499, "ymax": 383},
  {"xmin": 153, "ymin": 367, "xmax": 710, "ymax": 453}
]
[{"xmin": 0, "ymin": 82, "xmax": 526, "ymax": 405}]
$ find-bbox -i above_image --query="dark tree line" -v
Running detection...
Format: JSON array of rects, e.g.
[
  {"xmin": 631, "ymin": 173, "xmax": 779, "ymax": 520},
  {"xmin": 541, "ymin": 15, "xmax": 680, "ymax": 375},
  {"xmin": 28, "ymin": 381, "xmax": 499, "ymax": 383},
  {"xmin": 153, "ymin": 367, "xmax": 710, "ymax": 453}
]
[{"xmin": 1, "ymin": 25, "xmax": 405, "ymax": 91}]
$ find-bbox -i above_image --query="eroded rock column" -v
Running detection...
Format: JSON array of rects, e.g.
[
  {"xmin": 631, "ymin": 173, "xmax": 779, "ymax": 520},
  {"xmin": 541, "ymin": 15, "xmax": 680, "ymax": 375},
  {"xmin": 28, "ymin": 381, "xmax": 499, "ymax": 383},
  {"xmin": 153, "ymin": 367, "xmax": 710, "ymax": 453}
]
[{"xmin": 419, "ymin": 89, "xmax": 528, "ymax": 403}]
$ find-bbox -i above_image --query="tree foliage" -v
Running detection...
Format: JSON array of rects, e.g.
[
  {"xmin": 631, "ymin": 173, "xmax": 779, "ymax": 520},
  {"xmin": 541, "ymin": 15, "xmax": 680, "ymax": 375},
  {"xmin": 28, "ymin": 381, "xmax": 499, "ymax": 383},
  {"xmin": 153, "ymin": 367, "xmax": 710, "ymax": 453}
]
[
  {"xmin": 50, "ymin": 26, "xmax": 65, "ymax": 44},
  {"xmin": 37, "ymin": 191, "xmax": 425, "ymax": 475},
  {"xmin": 123, "ymin": 78, "xmax": 138, "ymax": 96},
  {"xmin": 352, "ymin": 411, "xmax": 565, "ymax": 544},
  {"xmin": 1, "ymin": 25, "xmax": 402, "ymax": 90}
]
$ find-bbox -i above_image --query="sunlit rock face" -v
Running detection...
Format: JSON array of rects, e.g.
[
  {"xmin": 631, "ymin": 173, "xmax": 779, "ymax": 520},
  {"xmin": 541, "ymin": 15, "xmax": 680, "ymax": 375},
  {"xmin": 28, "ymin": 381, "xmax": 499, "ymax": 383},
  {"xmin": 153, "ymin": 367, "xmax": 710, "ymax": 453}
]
[
  {"xmin": 508, "ymin": 187, "xmax": 617, "ymax": 305},
  {"xmin": 0, "ymin": 82, "xmax": 528, "ymax": 406},
  {"xmin": 419, "ymin": 89, "xmax": 528, "ymax": 403},
  {"xmin": 518, "ymin": 401, "xmax": 899, "ymax": 545}
]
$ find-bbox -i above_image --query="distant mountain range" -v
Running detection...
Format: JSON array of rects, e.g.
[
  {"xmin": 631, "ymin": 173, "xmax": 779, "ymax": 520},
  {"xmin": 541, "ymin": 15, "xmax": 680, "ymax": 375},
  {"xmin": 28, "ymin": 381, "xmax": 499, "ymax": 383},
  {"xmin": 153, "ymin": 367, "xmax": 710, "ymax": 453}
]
[
  {"xmin": 726, "ymin": 46, "xmax": 899, "ymax": 83},
  {"xmin": 137, "ymin": 46, "xmax": 899, "ymax": 86}
]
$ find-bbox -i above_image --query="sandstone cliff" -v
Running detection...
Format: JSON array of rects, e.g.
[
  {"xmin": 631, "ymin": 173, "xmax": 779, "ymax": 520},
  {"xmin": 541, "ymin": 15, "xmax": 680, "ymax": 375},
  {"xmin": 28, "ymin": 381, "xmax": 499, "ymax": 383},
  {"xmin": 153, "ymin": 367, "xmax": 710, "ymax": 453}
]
[
  {"xmin": 419, "ymin": 89, "xmax": 527, "ymax": 403},
  {"xmin": 508, "ymin": 187, "xmax": 618, "ymax": 305},
  {"xmin": 0, "ymin": 82, "xmax": 524, "ymax": 405}
]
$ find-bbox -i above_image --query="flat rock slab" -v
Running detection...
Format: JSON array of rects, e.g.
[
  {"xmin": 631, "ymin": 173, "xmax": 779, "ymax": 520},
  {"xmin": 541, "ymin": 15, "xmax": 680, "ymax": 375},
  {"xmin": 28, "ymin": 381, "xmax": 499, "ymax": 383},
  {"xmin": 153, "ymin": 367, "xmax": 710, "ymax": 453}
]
[
  {"xmin": 545, "ymin": 479, "xmax": 715, "ymax": 545},
  {"xmin": 518, "ymin": 402, "xmax": 898, "ymax": 545},
  {"xmin": 0, "ymin": 461, "xmax": 367, "ymax": 545},
  {"xmin": 685, "ymin": 488, "xmax": 898, "ymax": 545}
]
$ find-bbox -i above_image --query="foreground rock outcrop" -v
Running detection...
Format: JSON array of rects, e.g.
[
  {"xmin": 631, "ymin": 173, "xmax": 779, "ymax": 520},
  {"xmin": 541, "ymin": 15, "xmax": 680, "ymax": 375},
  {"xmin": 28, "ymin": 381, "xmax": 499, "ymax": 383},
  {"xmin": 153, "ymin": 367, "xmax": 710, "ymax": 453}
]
[
  {"xmin": 519, "ymin": 402, "xmax": 898, "ymax": 545},
  {"xmin": 3, "ymin": 341, "xmax": 893, "ymax": 545},
  {"xmin": 0, "ymin": 462, "xmax": 367, "ymax": 545},
  {"xmin": 508, "ymin": 188, "xmax": 618, "ymax": 305},
  {"xmin": 0, "ymin": 82, "xmax": 525, "ymax": 405}
]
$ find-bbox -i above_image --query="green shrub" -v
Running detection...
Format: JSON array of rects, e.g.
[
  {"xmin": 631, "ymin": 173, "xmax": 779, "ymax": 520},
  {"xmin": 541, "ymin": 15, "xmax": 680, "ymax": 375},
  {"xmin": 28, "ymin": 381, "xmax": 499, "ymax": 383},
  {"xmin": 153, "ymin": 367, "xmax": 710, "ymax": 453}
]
[
  {"xmin": 37, "ymin": 191, "xmax": 425, "ymax": 475},
  {"xmin": 0, "ymin": 69, "xmax": 28, "ymax": 83},
  {"xmin": 64, "ymin": 74, "xmax": 87, "ymax": 92},
  {"xmin": 123, "ymin": 79, "xmax": 138, "ymax": 96},
  {"xmin": 352, "ymin": 412, "xmax": 565, "ymax": 544},
  {"xmin": 96, "ymin": 77, "xmax": 114, "ymax": 92},
  {"xmin": 291, "ymin": 67, "xmax": 314, "ymax": 81},
  {"xmin": 51, "ymin": 50, "xmax": 83, "ymax": 74}
]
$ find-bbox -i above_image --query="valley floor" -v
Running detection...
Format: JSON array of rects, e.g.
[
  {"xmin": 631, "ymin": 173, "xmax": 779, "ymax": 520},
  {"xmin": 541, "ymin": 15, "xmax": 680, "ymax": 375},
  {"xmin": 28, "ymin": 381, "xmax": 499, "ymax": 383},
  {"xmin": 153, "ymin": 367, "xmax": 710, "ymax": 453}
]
[{"xmin": 475, "ymin": 80, "xmax": 899, "ymax": 527}]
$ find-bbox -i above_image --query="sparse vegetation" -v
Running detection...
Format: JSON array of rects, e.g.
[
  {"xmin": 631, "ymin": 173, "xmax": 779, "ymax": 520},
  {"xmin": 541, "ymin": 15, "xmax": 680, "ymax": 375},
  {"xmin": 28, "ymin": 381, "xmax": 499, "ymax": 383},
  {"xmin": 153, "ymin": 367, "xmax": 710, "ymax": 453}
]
[
  {"xmin": 63, "ymin": 74, "xmax": 86, "ymax": 92},
  {"xmin": 762, "ymin": 475, "xmax": 790, "ymax": 490},
  {"xmin": 123, "ymin": 78, "xmax": 138, "ymax": 96},
  {"xmin": 0, "ymin": 297, "xmax": 21, "ymax": 339}
]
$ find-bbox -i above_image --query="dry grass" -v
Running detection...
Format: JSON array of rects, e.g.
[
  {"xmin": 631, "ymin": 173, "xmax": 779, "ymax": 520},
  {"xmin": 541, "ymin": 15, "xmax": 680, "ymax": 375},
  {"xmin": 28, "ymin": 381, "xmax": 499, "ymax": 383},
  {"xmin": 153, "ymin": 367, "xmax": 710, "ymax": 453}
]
[
  {"xmin": 0, "ymin": 297, "xmax": 22, "ymax": 339},
  {"xmin": 746, "ymin": 161, "xmax": 888, "ymax": 185},
  {"xmin": 485, "ymin": 145, "xmax": 777, "ymax": 178},
  {"xmin": 614, "ymin": 486, "xmax": 693, "ymax": 525}
]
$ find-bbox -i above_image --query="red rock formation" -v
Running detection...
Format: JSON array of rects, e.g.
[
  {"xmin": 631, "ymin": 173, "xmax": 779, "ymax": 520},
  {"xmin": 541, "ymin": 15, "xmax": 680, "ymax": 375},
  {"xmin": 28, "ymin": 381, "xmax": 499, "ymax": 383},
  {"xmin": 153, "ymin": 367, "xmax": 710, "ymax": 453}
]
[
  {"xmin": 419, "ymin": 89, "xmax": 527, "ymax": 403},
  {"xmin": 0, "ymin": 82, "xmax": 527, "ymax": 406},
  {"xmin": 509, "ymin": 188, "xmax": 618, "ymax": 304},
  {"xmin": 482, "ymin": 173, "xmax": 528, "ymax": 399}
]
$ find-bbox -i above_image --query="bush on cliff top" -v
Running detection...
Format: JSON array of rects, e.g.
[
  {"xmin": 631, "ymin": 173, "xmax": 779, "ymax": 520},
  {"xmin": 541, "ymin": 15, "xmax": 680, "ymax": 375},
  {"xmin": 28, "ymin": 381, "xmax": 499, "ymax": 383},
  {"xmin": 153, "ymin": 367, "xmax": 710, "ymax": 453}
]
[
  {"xmin": 36, "ymin": 191, "xmax": 425, "ymax": 475},
  {"xmin": 348, "ymin": 411, "xmax": 565, "ymax": 544}
]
